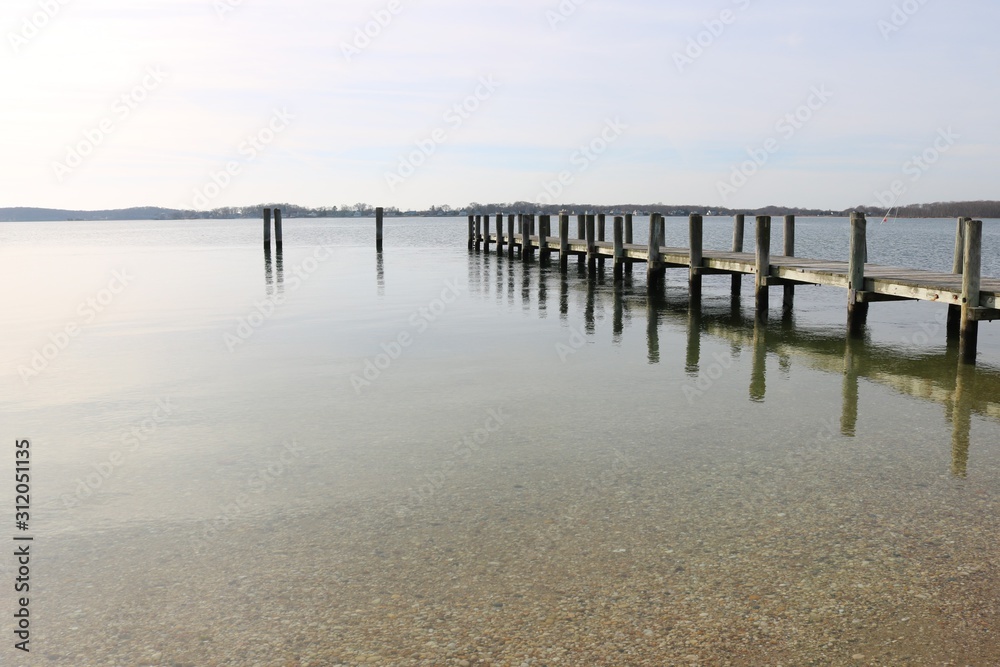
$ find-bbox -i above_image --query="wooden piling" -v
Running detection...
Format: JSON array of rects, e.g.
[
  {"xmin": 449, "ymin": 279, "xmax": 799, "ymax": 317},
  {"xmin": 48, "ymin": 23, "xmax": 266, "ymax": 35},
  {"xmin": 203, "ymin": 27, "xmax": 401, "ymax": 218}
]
[
  {"xmin": 273, "ymin": 208, "xmax": 283, "ymax": 251},
  {"xmin": 648, "ymin": 214, "xmax": 664, "ymax": 290},
  {"xmin": 263, "ymin": 207, "xmax": 272, "ymax": 249},
  {"xmin": 613, "ymin": 215, "xmax": 624, "ymax": 281},
  {"xmin": 507, "ymin": 214, "xmax": 515, "ymax": 258},
  {"xmin": 848, "ymin": 212, "xmax": 869, "ymax": 337},
  {"xmin": 755, "ymin": 216, "xmax": 771, "ymax": 321},
  {"xmin": 483, "ymin": 213, "xmax": 491, "ymax": 251},
  {"xmin": 577, "ymin": 214, "xmax": 586, "ymax": 267},
  {"xmin": 522, "ymin": 214, "xmax": 532, "ymax": 262},
  {"xmin": 731, "ymin": 214, "xmax": 745, "ymax": 298},
  {"xmin": 559, "ymin": 212, "xmax": 570, "ymax": 272},
  {"xmin": 475, "ymin": 215, "xmax": 482, "ymax": 251},
  {"xmin": 783, "ymin": 215, "xmax": 795, "ymax": 316},
  {"xmin": 597, "ymin": 213, "xmax": 606, "ymax": 270},
  {"xmin": 960, "ymin": 218, "xmax": 983, "ymax": 364},
  {"xmin": 468, "ymin": 215, "xmax": 475, "ymax": 250},
  {"xmin": 586, "ymin": 214, "xmax": 597, "ymax": 273},
  {"xmin": 496, "ymin": 213, "xmax": 504, "ymax": 253},
  {"xmin": 625, "ymin": 213, "xmax": 634, "ymax": 275},
  {"xmin": 373, "ymin": 207, "xmax": 382, "ymax": 252},
  {"xmin": 947, "ymin": 217, "xmax": 969, "ymax": 339},
  {"xmin": 689, "ymin": 214, "xmax": 703, "ymax": 302},
  {"xmin": 540, "ymin": 214, "xmax": 552, "ymax": 261}
]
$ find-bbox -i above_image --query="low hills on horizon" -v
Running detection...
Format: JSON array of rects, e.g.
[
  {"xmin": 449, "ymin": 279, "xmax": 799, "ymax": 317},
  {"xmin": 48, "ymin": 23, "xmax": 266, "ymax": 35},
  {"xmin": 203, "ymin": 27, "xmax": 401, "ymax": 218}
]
[{"xmin": 1, "ymin": 200, "xmax": 999, "ymax": 222}]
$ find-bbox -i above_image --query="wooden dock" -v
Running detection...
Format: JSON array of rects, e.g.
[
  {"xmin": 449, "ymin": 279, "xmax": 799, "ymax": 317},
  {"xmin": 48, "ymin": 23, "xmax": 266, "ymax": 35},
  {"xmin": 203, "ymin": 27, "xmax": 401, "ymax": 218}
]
[{"xmin": 466, "ymin": 212, "xmax": 999, "ymax": 364}]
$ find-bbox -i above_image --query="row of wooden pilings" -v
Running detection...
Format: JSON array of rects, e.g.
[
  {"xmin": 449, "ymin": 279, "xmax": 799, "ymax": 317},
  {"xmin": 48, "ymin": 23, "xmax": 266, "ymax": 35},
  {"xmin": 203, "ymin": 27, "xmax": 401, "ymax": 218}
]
[{"xmin": 467, "ymin": 211, "xmax": 986, "ymax": 364}]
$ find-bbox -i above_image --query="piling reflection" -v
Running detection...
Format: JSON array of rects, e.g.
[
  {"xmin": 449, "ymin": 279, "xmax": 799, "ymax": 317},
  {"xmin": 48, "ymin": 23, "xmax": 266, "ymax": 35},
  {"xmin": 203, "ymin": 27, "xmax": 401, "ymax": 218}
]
[
  {"xmin": 275, "ymin": 246, "xmax": 284, "ymax": 296},
  {"xmin": 466, "ymin": 250, "xmax": 999, "ymax": 476}
]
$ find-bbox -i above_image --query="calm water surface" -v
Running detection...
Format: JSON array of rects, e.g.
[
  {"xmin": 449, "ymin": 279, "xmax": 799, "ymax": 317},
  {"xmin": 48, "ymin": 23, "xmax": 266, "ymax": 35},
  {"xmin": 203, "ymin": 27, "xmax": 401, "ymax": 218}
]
[{"xmin": 1, "ymin": 217, "xmax": 998, "ymax": 665}]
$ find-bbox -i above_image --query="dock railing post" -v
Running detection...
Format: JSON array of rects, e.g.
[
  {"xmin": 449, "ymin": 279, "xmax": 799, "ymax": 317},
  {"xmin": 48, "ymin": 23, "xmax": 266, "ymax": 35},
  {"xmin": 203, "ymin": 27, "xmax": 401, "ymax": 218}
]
[
  {"xmin": 755, "ymin": 215, "xmax": 771, "ymax": 321},
  {"xmin": 731, "ymin": 214, "xmax": 745, "ymax": 300},
  {"xmin": 274, "ymin": 208, "xmax": 283, "ymax": 251},
  {"xmin": 263, "ymin": 207, "xmax": 272, "ymax": 249},
  {"xmin": 625, "ymin": 213, "xmax": 634, "ymax": 275},
  {"xmin": 848, "ymin": 211, "xmax": 869, "ymax": 337},
  {"xmin": 947, "ymin": 217, "xmax": 969, "ymax": 339},
  {"xmin": 613, "ymin": 215, "xmax": 625, "ymax": 281},
  {"xmin": 689, "ymin": 214, "xmax": 703, "ymax": 303},
  {"xmin": 559, "ymin": 211, "xmax": 569, "ymax": 272},
  {"xmin": 783, "ymin": 214, "xmax": 795, "ymax": 316},
  {"xmin": 959, "ymin": 218, "xmax": 983, "ymax": 365},
  {"xmin": 586, "ymin": 213, "xmax": 597, "ymax": 274},
  {"xmin": 374, "ymin": 207, "xmax": 382, "ymax": 252}
]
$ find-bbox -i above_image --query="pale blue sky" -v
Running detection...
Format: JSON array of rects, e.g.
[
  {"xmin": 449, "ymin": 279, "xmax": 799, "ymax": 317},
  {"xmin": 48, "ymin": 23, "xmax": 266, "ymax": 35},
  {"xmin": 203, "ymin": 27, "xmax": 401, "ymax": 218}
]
[{"xmin": 2, "ymin": 0, "xmax": 997, "ymax": 211}]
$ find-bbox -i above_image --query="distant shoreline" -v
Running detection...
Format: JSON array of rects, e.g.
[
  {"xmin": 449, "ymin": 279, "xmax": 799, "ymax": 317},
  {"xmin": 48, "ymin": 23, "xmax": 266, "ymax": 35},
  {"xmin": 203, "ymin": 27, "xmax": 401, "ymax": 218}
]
[{"xmin": 2, "ymin": 201, "xmax": 999, "ymax": 223}]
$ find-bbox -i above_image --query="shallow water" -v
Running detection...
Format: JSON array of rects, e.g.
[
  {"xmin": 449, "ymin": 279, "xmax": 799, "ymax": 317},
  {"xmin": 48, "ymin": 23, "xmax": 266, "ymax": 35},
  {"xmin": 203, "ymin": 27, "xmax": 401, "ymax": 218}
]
[{"xmin": 1, "ymin": 217, "xmax": 998, "ymax": 665}]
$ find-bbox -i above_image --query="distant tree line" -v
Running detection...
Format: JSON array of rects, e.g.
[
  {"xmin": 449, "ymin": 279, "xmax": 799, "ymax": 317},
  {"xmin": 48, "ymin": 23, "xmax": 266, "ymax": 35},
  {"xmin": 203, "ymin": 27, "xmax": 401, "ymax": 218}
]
[{"xmin": 3, "ymin": 200, "xmax": 999, "ymax": 222}]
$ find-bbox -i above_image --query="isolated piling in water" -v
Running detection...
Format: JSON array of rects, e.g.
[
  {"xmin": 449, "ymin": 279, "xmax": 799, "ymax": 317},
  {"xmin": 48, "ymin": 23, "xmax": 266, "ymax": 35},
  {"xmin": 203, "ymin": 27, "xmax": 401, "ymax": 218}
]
[
  {"xmin": 755, "ymin": 216, "xmax": 771, "ymax": 321},
  {"xmin": 960, "ymin": 218, "xmax": 983, "ymax": 364},
  {"xmin": 731, "ymin": 214, "xmax": 745, "ymax": 298},
  {"xmin": 273, "ymin": 208, "xmax": 283, "ymax": 250},
  {"xmin": 263, "ymin": 207, "xmax": 272, "ymax": 249},
  {"xmin": 783, "ymin": 215, "xmax": 795, "ymax": 315},
  {"xmin": 375, "ymin": 207, "xmax": 383, "ymax": 252},
  {"xmin": 847, "ymin": 212, "xmax": 869, "ymax": 336}
]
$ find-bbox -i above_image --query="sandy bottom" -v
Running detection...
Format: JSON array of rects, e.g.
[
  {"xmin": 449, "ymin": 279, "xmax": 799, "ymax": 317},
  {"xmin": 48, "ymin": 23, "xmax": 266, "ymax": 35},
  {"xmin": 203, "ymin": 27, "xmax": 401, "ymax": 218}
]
[{"xmin": 31, "ymin": 429, "xmax": 1000, "ymax": 667}]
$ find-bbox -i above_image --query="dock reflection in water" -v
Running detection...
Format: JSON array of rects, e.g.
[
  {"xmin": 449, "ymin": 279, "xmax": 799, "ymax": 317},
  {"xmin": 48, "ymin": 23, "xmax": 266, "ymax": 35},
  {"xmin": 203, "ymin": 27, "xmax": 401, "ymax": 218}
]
[{"xmin": 471, "ymin": 252, "xmax": 998, "ymax": 478}]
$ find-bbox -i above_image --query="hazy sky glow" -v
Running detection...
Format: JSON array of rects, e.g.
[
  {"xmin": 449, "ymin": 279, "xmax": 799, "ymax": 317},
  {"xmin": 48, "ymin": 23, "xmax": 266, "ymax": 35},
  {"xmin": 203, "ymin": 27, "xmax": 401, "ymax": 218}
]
[{"xmin": 2, "ymin": 0, "xmax": 997, "ymax": 211}]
